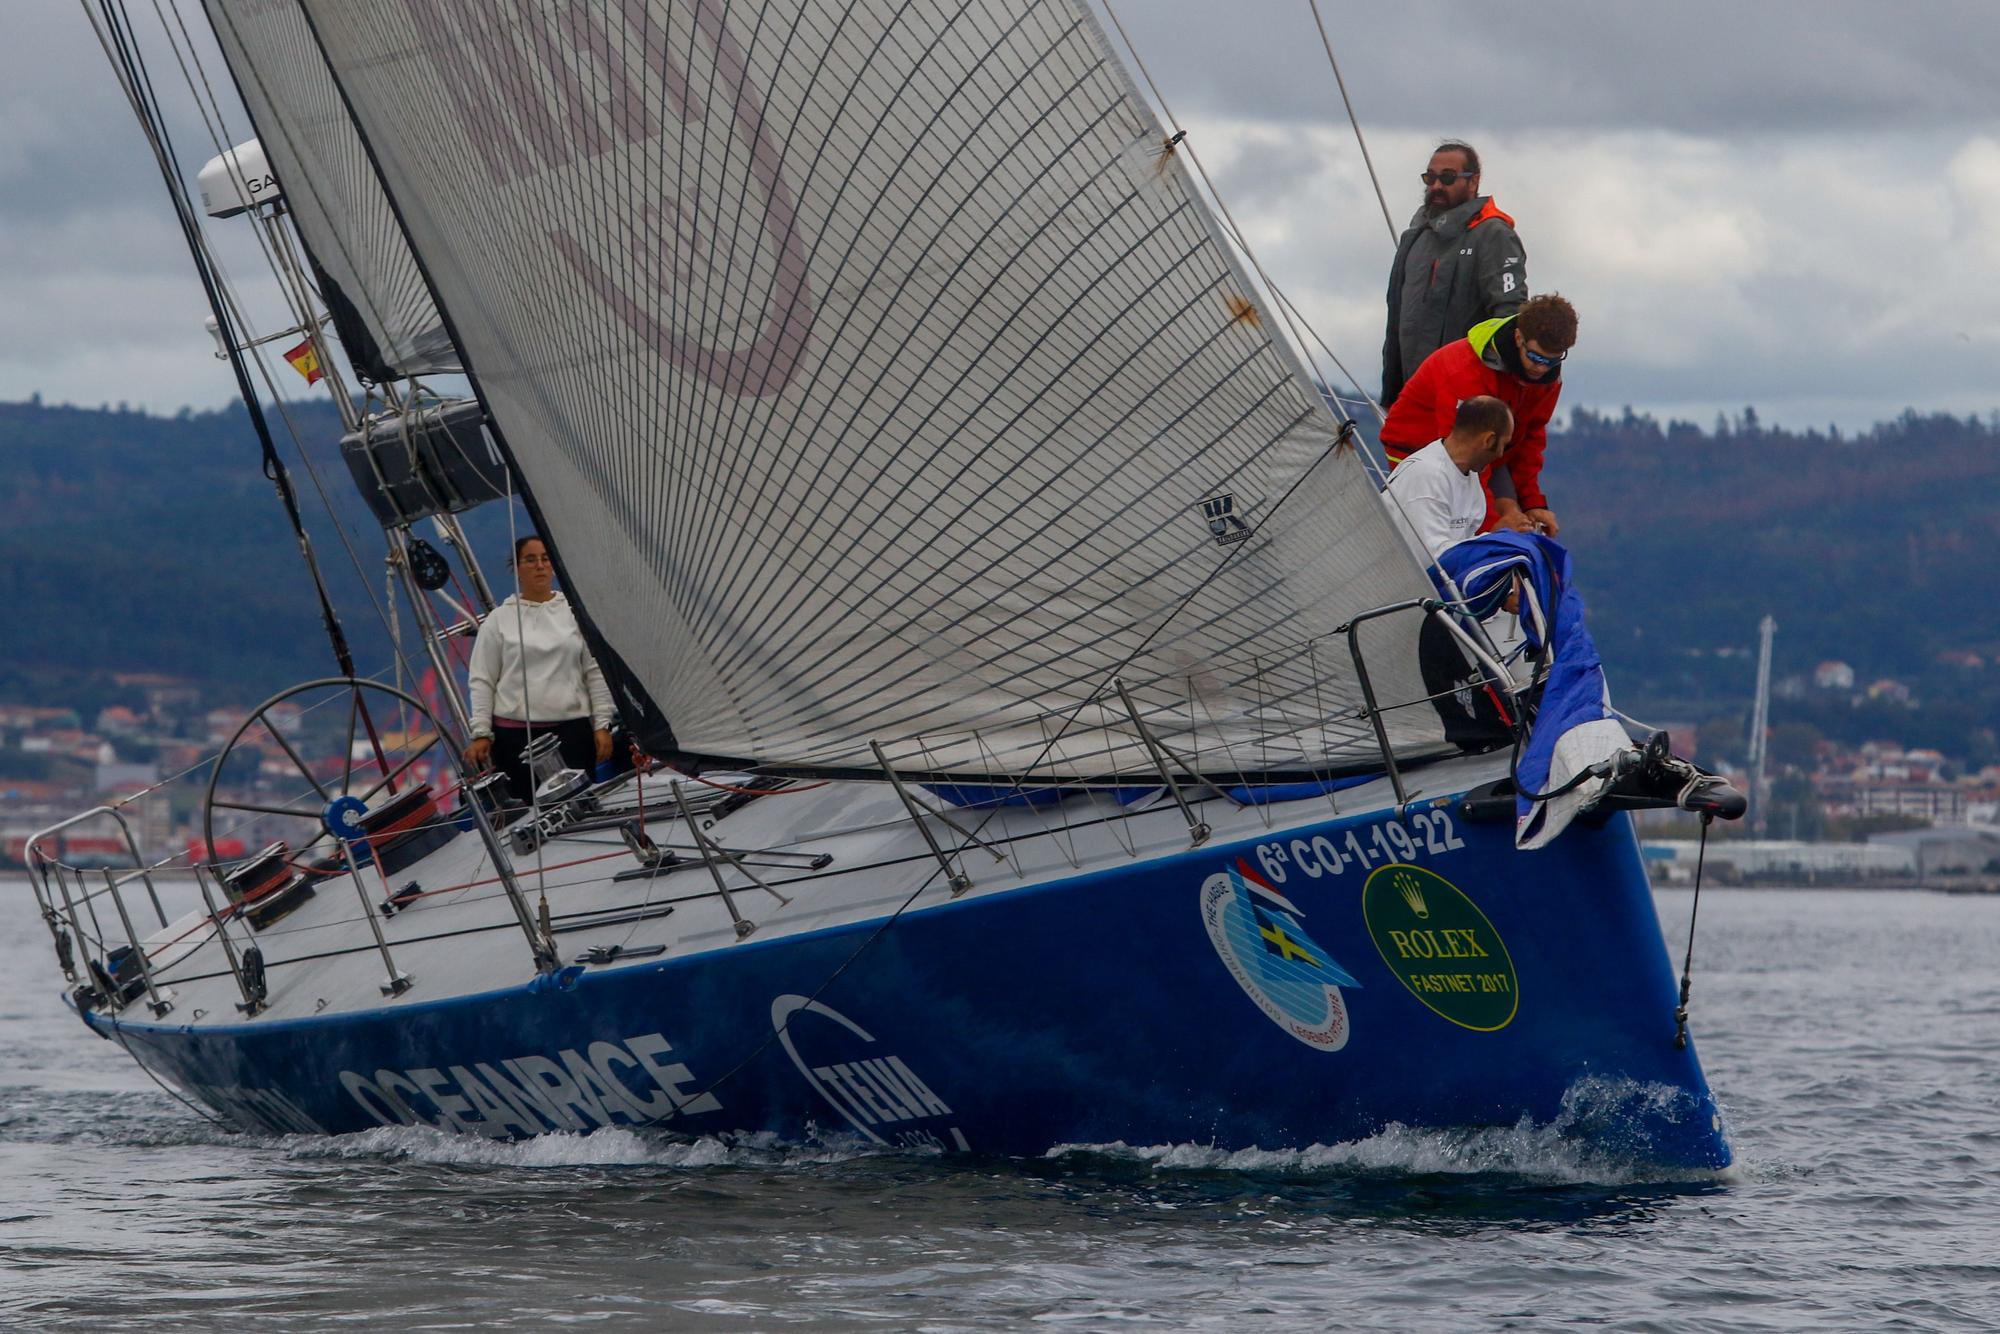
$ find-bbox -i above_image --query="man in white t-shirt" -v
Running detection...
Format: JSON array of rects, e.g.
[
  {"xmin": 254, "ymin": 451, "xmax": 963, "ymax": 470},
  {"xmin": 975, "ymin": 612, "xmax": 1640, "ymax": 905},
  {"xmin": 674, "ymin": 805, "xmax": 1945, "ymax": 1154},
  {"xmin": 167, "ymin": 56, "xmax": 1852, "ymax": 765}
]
[
  {"xmin": 1384, "ymin": 395, "xmax": 1523, "ymax": 751},
  {"xmin": 1382, "ymin": 394, "xmax": 1514, "ymax": 569}
]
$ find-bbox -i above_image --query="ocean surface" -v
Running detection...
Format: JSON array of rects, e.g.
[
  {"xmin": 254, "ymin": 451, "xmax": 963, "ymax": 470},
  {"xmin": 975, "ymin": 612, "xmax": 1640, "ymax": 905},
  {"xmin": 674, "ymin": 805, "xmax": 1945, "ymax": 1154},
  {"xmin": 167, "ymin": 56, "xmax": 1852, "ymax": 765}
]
[{"xmin": 1, "ymin": 880, "xmax": 1996, "ymax": 1331}]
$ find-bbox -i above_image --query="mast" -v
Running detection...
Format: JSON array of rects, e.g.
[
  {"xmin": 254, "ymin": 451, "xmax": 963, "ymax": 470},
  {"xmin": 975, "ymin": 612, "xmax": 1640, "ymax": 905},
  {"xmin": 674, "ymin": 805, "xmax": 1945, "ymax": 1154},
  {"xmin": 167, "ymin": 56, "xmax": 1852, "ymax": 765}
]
[{"xmin": 1747, "ymin": 613, "xmax": 1777, "ymax": 836}]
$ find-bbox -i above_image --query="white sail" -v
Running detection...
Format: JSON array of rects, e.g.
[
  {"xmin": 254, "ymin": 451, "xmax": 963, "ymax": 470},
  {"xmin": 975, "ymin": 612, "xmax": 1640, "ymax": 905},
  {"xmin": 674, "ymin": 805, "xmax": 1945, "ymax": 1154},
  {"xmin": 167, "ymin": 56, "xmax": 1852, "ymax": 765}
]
[
  {"xmin": 204, "ymin": 0, "xmax": 459, "ymax": 378},
  {"xmin": 292, "ymin": 0, "xmax": 1444, "ymax": 775}
]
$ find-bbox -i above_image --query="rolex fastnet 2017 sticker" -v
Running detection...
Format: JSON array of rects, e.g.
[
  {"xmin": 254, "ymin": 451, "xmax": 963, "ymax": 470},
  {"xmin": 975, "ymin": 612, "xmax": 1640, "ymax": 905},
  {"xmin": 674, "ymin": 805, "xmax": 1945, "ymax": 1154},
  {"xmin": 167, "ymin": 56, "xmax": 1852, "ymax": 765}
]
[{"xmin": 1361, "ymin": 863, "xmax": 1518, "ymax": 1031}]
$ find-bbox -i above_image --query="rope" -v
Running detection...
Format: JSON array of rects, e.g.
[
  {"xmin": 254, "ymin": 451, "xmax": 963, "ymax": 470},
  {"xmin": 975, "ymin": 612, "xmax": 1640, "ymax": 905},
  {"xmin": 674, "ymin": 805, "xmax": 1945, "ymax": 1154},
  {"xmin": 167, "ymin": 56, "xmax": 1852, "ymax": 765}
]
[
  {"xmin": 107, "ymin": 1022, "xmax": 233, "ymax": 1131},
  {"xmin": 670, "ymin": 769, "xmax": 829, "ymax": 797},
  {"xmin": 1673, "ymin": 814, "xmax": 1712, "ymax": 1050}
]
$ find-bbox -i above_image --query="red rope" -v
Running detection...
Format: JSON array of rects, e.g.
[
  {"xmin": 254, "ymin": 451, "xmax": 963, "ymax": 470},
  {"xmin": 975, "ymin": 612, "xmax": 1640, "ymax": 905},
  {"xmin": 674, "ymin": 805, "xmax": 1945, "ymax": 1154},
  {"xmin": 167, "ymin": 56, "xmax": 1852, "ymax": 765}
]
[
  {"xmin": 166, "ymin": 845, "xmax": 639, "ymax": 958},
  {"xmin": 404, "ymin": 849, "xmax": 631, "ymax": 901}
]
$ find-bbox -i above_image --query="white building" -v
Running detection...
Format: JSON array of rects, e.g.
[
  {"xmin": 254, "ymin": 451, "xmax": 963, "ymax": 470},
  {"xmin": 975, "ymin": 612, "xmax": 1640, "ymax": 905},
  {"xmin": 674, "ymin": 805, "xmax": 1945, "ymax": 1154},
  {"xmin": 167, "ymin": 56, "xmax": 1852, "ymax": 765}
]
[
  {"xmin": 1643, "ymin": 839, "xmax": 1913, "ymax": 882},
  {"xmin": 1868, "ymin": 827, "xmax": 2000, "ymax": 879}
]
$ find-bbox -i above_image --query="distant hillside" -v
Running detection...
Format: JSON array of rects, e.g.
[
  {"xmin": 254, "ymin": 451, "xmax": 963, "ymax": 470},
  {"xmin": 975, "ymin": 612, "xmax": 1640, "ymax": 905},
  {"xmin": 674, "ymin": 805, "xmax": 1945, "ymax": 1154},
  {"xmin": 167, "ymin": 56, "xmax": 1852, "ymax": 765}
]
[
  {"xmin": 3, "ymin": 397, "xmax": 1995, "ymax": 758},
  {"xmin": 1549, "ymin": 406, "xmax": 2000, "ymax": 662},
  {"xmin": 0, "ymin": 399, "xmax": 355, "ymax": 693},
  {"xmin": 1545, "ymin": 406, "xmax": 2000, "ymax": 761}
]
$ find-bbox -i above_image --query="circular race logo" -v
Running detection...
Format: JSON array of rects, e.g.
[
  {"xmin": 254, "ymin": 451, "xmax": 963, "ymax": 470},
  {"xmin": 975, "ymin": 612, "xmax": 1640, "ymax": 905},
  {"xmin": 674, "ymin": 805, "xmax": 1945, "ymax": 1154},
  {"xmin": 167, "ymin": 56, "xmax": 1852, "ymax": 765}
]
[
  {"xmin": 770, "ymin": 996, "xmax": 969, "ymax": 1151},
  {"xmin": 1361, "ymin": 864, "xmax": 1518, "ymax": 1031},
  {"xmin": 1200, "ymin": 860, "xmax": 1356, "ymax": 1050}
]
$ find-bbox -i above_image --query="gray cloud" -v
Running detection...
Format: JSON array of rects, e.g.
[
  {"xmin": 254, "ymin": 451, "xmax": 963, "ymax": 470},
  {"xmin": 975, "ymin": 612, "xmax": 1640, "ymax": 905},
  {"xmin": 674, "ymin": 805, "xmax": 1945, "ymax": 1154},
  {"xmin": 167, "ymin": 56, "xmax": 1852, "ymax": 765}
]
[
  {"xmin": 1, "ymin": 1, "xmax": 279, "ymax": 409},
  {"xmin": 1102, "ymin": 0, "xmax": 1998, "ymax": 136},
  {"xmin": 1091, "ymin": 1, "xmax": 2000, "ymax": 429},
  {"xmin": 2, "ymin": 0, "xmax": 1996, "ymax": 432}
]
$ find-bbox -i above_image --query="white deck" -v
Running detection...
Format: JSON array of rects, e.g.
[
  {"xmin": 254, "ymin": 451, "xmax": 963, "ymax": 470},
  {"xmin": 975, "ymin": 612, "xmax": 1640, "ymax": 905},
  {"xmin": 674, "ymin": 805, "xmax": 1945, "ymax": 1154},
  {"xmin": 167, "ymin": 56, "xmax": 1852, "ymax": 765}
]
[{"xmin": 106, "ymin": 750, "xmax": 1511, "ymax": 1030}]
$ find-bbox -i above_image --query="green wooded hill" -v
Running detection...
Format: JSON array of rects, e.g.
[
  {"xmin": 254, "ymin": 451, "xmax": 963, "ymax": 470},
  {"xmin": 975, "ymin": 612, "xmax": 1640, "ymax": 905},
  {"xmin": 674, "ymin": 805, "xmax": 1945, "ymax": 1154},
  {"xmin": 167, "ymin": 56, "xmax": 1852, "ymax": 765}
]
[
  {"xmin": 2, "ymin": 397, "xmax": 1996, "ymax": 760},
  {"xmin": 0, "ymin": 397, "xmax": 390, "ymax": 708},
  {"xmin": 1543, "ymin": 406, "xmax": 2000, "ymax": 763}
]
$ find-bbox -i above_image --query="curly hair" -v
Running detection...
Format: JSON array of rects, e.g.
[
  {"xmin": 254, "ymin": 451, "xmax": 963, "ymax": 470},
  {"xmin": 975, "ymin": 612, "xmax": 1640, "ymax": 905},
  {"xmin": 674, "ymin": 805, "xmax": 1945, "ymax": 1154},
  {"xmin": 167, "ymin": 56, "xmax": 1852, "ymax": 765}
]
[{"xmin": 1517, "ymin": 293, "xmax": 1578, "ymax": 353}]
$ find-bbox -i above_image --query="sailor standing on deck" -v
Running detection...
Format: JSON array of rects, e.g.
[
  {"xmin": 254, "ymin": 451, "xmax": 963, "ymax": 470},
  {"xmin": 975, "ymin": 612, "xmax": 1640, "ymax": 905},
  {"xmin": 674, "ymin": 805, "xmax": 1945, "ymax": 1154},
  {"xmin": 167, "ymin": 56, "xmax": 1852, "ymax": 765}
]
[
  {"xmin": 1381, "ymin": 141, "xmax": 1526, "ymax": 410},
  {"xmin": 463, "ymin": 535, "xmax": 615, "ymax": 802}
]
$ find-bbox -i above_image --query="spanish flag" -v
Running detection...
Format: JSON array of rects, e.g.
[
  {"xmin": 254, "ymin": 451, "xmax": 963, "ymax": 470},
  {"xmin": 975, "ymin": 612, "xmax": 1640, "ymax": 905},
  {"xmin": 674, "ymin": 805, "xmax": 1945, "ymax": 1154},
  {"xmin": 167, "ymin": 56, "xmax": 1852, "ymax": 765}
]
[{"xmin": 284, "ymin": 338, "xmax": 324, "ymax": 385}]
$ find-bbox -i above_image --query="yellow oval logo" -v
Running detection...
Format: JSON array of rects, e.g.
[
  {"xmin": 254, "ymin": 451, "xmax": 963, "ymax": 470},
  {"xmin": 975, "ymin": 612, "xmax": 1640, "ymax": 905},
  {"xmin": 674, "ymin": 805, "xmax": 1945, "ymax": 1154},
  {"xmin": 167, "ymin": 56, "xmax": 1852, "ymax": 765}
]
[{"xmin": 1361, "ymin": 864, "xmax": 1518, "ymax": 1031}]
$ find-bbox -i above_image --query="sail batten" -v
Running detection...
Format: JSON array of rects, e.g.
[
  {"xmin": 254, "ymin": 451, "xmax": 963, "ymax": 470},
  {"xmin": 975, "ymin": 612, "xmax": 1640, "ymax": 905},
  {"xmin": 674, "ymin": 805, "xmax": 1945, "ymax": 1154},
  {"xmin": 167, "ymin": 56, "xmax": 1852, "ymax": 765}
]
[{"xmin": 291, "ymin": 0, "xmax": 1443, "ymax": 776}]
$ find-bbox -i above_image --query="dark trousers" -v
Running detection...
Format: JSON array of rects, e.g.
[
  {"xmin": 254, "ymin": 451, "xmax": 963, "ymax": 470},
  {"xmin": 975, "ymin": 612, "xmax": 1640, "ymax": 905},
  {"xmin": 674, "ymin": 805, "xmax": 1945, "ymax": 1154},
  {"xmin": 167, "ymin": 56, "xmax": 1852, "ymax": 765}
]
[
  {"xmin": 491, "ymin": 716, "xmax": 596, "ymax": 803},
  {"xmin": 1417, "ymin": 615, "xmax": 1517, "ymax": 752}
]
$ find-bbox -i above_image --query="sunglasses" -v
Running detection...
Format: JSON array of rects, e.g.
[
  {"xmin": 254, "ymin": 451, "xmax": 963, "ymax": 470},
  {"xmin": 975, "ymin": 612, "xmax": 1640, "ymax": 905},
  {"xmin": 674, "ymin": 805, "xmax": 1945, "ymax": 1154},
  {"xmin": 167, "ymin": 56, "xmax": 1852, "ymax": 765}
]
[
  {"xmin": 1419, "ymin": 170, "xmax": 1476, "ymax": 187},
  {"xmin": 1522, "ymin": 344, "xmax": 1568, "ymax": 368}
]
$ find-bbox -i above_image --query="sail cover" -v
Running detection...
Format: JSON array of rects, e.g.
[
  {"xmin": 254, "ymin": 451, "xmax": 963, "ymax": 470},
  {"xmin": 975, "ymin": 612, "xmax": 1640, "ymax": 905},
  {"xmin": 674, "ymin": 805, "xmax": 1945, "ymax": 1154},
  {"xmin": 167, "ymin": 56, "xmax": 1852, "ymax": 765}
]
[
  {"xmin": 204, "ymin": 0, "xmax": 459, "ymax": 378},
  {"xmin": 293, "ymin": 0, "xmax": 1444, "ymax": 776}
]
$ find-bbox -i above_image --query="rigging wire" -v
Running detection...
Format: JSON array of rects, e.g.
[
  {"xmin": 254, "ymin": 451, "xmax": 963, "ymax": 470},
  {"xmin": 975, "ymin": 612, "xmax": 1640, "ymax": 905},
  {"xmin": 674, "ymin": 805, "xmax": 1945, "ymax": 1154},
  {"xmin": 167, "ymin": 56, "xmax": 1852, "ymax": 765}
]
[
  {"xmin": 501, "ymin": 466, "xmax": 558, "ymax": 948},
  {"xmin": 1673, "ymin": 815, "xmax": 1713, "ymax": 1050},
  {"xmin": 134, "ymin": 0, "xmax": 419, "ymax": 676},
  {"xmin": 99, "ymin": 0, "xmax": 446, "ymax": 792},
  {"xmin": 81, "ymin": 0, "xmax": 360, "ymax": 686},
  {"xmin": 1306, "ymin": 0, "xmax": 1397, "ymax": 245},
  {"xmin": 107, "ymin": 1023, "xmax": 233, "ymax": 1131}
]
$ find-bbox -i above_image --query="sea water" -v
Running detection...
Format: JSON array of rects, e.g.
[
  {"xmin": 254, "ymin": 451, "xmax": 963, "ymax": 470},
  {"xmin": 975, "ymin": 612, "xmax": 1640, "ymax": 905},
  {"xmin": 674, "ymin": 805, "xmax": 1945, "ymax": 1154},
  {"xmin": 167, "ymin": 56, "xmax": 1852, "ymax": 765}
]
[{"xmin": 1, "ymin": 882, "xmax": 1995, "ymax": 1330}]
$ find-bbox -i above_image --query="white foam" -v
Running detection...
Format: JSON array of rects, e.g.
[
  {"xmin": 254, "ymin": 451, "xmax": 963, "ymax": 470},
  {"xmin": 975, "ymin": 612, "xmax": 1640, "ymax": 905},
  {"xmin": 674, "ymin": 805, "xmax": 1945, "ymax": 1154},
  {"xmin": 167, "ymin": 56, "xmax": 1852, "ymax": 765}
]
[
  {"xmin": 1049, "ymin": 1077, "xmax": 1738, "ymax": 1186},
  {"xmin": 280, "ymin": 1124, "xmax": 887, "ymax": 1169}
]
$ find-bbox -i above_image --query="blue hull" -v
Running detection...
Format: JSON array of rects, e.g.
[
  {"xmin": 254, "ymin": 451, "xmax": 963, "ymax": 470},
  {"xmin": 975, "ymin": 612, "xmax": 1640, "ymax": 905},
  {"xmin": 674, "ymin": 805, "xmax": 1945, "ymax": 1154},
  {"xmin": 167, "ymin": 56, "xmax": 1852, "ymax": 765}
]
[{"xmin": 92, "ymin": 801, "xmax": 1731, "ymax": 1173}]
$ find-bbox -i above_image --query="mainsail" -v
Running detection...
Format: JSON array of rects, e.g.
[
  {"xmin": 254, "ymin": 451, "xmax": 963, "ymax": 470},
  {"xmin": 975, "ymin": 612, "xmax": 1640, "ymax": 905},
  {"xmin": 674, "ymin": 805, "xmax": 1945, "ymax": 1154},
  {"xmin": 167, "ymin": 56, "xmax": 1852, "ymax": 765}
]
[
  {"xmin": 204, "ymin": 0, "xmax": 459, "ymax": 379},
  {"xmin": 284, "ymin": 0, "xmax": 1444, "ymax": 776}
]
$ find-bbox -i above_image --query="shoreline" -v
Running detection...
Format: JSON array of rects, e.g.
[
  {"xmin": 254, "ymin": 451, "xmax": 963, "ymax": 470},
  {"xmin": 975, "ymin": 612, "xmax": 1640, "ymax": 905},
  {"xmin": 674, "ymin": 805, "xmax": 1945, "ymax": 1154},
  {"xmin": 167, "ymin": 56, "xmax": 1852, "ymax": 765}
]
[{"xmin": 1649, "ymin": 875, "xmax": 2000, "ymax": 894}]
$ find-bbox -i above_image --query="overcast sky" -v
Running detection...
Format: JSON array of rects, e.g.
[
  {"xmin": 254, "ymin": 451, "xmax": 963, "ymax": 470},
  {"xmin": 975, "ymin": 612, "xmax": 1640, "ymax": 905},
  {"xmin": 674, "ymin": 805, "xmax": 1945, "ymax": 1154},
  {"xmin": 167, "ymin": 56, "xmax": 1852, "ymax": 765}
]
[{"xmin": 3, "ymin": 0, "xmax": 1996, "ymax": 431}]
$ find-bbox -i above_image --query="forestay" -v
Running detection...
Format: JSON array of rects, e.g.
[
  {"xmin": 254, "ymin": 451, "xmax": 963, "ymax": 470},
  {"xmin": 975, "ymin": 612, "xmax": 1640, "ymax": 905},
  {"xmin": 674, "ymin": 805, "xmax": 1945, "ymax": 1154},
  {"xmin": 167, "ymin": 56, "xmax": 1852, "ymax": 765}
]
[
  {"xmin": 294, "ymin": 0, "xmax": 1443, "ymax": 777},
  {"xmin": 205, "ymin": 0, "xmax": 459, "ymax": 379}
]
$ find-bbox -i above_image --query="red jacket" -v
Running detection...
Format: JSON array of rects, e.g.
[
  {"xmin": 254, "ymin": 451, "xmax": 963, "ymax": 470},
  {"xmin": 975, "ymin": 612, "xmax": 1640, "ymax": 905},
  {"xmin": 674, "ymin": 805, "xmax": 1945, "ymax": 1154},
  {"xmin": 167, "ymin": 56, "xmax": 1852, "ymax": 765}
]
[{"xmin": 1378, "ymin": 315, "xmax": 1561, "ymax": 529}]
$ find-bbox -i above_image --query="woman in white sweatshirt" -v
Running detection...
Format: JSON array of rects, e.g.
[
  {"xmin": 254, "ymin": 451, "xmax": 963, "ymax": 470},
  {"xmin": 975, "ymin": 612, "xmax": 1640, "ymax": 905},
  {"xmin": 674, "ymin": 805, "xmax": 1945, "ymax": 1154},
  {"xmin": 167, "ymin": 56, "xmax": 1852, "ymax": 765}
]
[{"xmin": 462, "ymin": 536, "xmax": 614, "ymax": 801}]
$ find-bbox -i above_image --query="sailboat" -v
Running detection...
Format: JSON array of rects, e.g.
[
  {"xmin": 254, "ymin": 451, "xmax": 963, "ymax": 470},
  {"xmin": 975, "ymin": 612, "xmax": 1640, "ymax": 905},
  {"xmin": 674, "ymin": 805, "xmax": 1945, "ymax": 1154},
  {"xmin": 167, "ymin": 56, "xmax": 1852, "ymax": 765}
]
[{"xmin": 33, "ymin": 0, "xmax": 1743, "ymax": 1169}]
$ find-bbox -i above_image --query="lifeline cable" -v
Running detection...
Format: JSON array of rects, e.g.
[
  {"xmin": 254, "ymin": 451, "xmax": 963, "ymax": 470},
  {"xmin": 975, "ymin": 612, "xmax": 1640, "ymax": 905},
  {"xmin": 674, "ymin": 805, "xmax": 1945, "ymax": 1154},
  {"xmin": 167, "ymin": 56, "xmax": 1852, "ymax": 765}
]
[{"xmin": 109, "ymin": 1026, "xmax": 234, "ymax": 1132}]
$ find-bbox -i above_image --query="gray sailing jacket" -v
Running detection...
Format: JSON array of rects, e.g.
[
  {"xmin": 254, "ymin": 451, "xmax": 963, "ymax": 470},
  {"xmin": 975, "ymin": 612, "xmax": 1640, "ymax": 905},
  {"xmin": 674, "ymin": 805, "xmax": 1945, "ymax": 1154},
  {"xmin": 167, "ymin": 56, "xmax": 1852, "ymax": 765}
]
[{"xmin": 1381, "ymin": 195, "xmax": 1526, "ymax": 407}]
